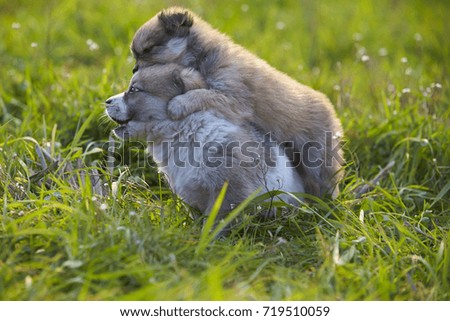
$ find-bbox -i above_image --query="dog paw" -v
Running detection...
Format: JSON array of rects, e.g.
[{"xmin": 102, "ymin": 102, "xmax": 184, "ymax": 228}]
[{"xmin": 167, "ymin": 96, "xmax": 190, "ymax": 120}]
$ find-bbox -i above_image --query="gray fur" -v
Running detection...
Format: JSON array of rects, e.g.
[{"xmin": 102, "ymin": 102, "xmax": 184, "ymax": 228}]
[{"xmin": 105, "ymin": 64, "xmax": 304, "ymax": 222}]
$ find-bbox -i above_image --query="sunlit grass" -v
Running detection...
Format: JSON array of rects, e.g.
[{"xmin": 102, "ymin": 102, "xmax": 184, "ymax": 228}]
[{"xmin": 0, "ymin": 0, "xmax": 449, "ymax": 300}]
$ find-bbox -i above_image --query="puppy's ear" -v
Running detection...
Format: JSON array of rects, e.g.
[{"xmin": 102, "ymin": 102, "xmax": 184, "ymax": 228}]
[{"xmin": 158, "ymin": 8, "xmax": 193, "ymax": 37}]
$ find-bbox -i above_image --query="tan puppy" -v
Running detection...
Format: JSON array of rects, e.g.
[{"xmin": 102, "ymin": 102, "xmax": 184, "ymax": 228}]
[{"xmin": 131, "ymin": 7, "xmax": 344, "ymax": 198}]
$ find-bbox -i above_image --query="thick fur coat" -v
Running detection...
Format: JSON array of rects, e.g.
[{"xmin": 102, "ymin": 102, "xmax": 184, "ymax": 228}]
[
  {"xmin": 131, "ymin": 7, "xmax": 344, "ymax": 198},
  {"xmin": 105, "ymin": 64, "xmax": 304, "ymax": 219}
]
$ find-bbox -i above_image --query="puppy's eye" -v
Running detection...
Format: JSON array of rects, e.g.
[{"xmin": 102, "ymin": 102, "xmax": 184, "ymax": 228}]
[
  {"xmin": 142, "ymin": 47, "xmax": 153, "ymax": 54},
  {"xmin": 129, "ymin": 86, "xmax": 141, "ymax": 93},
  {"xmin": 132, "ymin": 65, "xmax": 139, "ymax": 74}
]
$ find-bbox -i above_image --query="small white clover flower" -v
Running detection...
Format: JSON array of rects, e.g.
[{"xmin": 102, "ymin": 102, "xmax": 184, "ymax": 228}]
[
  {"xmin": 276, "ymin": 21, "xmax": 286, "ymax": 30},
  {"xmin": 357, "ymin": 46, "xmax": 367, "ymax": 57},
  {"xmin": 352, "ymin": 33, "xmax": 363, "ymax": 41},
  {"xmin": 86, "ymin": 39, "xmax": 99, "ymax": 51},
  {"xmin": 378, "ymin": 48, "xmax": 388, "ymax": 56},
  {"xmin": 241, "ymin": 4, "xmax": 249, "ymax": 12},
  {"xmin": 431, "ymin": 82, "xmax": 442, "ymax": 89}
]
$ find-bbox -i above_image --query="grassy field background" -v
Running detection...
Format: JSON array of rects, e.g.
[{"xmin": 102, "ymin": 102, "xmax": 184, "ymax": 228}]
[{"xmin": 1, "ymin": 0, "xmax": 449, "ymax": 300}]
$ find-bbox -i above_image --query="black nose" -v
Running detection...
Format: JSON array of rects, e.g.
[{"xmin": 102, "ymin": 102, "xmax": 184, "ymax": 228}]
[{"xmin": 105, "ymin": 98, "xmax": 112, "ymax": 105}]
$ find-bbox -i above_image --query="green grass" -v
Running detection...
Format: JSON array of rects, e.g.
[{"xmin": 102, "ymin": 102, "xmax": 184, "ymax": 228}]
[{"xmin": 1, "ymin": 0, "xmax": 449, "ymax": 300}]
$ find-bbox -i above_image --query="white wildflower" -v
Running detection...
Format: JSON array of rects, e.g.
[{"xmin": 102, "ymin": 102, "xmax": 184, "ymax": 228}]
[
  {"xmin": 378, "ymin": 48, "xmax": 388, "ymax": 56},
  {"xmin": 352, "ymin": 33, "xmax": 363, "ymax": 41},
  {"xmin": 241, "ymin": 4, "xmax": 249, "ymax": 12},
  {"xmin": 86, "ymin": 39, "xmax": 99, "ymax": 51},
  {"xmin": 357, "ymin": 46, "xmax": 367, "ymax": 57},
  {"xmin": 431, "ymin": 82, "xmax": 442, "ymax": 89},
  {"xmin": 276, "ymin": 21, "xmax": 286, "ymax": 30}
]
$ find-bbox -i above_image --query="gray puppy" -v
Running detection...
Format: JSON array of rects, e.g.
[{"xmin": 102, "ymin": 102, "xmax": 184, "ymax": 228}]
[
  {"xmin": 105, "ymin": 64, "xmax": 304, "ymax": 221},
  {"xmin": 131, "ymin": 7, "xmax": 344, "ymax": 198}
]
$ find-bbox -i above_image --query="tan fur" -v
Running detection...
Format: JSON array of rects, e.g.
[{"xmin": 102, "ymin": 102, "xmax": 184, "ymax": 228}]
[{"xmin": 131, "ymin": 7, "xmax": 344, "ymax": 198}]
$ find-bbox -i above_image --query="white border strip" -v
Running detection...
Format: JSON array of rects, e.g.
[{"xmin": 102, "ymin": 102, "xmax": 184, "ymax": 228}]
[{"xmin": 1, "ymin": 301, "xmax": 448, "ymax": 321}]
